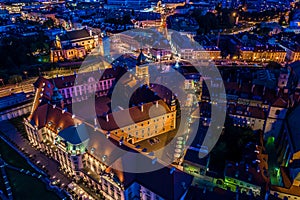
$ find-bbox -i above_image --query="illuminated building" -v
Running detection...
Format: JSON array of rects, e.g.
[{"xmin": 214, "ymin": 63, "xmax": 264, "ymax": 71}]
[
  {"xmin": 24, "ymin": 61, "xmax": 190, "ymax": 199},
  {"xmin": 170, "ymin": 32, "xmax": 194, "ymax": 60},
  {"xmin": 280, "ymin": 42, "xmax": 300, "ymax": 62},
  {"xmin": 227, "ymin": 103, "xmax": 267, "ymax": 131},
  {"xmin": 170, "ymin": 32, "xmax": 221, "ymax": 60},
  {"xmin": 51, "ymin": 28, "xmax": 99, "ymax": 62},
  {"xmin": 240, "ymin": 45, "xmax": 286, "ymax": 63},
  {"xmin": 4, "ymin": 3, "xmax": 23, "ymax": 13},
  {"xmin": 150, "ymin": 47, "xmax": 172, "ymax": 60},
  {"xmin": 106, "ymin": 0, "xmax": 151, "ymax": 8},
  {"xmin": 34, "ymin": 67, "xmax": 126, "ymax": 104},
  {"xmin": 135, "ymin": 50, "xmax": 150, "ymax": 86},
  {"xmin": 240, "ymin": 47, "xmax": 255, "ymax": 61},
  {"xmin": 133, "ymin": 12, "xmax": 161, "ymax": 28},
  {"xmin": 193, "ymin": 46, "xmax": 221, "ymax": 61}
]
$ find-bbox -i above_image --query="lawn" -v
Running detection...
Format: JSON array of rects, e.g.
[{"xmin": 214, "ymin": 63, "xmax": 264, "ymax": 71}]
[
  {"xmin": 6, "ymin": 169, "xmax": 60, "ymax": 200},
  {"xmin": 0, "ymin": 138, "xmax": 60, "ymax": 200}
]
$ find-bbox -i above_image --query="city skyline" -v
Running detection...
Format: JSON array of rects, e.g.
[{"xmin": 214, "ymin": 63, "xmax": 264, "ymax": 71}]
[{"xmin": 0, "ymin": 0, "xmax": 299, "ymax": 200}]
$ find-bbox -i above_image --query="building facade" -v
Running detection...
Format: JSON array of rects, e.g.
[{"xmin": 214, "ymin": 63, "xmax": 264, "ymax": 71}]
[
  {"xmin": 51, "ymin": 28, "xmax": 99, "ymax": 62},
  {"xmin": 24, "ymin": 65, "xmax": 191, "ymax": 200}
]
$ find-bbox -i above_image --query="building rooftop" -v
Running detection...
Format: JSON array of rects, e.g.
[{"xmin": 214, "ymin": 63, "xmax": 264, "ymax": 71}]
[
  {"xmin": 59, "ymin": 28, "xmax": 92, "ymax": 41},
  {"xmin": 272, "ymin": 98, "xmax": 288, "ymax": 108},
  {"xmin": 34, "ymin": 67, "xmax": 127, "ymax": 90},
  {"xmin": 136, "ymin": 49, "xmax": 147, "ymax": 66},
  {"xmin": 104, "ymin": 154, "xmax": 194, "ymax": 199},
  {"xmin": 29, "ymin": 102, "xmax": 81, "ymax": 131},
  {"xmin": 58, "ymin": 123, "xmax": 89, "ymax": 145},
  {"xmin": 171, "ymin": 31, "xmax": 194, "ymax": 49},
  {"xmin": 97, "ymin": 99, "xmax": 171, "ymax": 131}
]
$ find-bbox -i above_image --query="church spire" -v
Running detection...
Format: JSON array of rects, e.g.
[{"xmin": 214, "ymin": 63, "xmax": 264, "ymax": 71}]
[{"xmin": 137, "ymin": 49, "xmax": 147, "ymax": 66}]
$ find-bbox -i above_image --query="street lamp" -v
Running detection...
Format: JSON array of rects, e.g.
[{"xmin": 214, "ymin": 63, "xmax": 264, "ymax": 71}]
[{"xmin": 23, "ymin": 71, "xmax": 28, "ymax": 79}]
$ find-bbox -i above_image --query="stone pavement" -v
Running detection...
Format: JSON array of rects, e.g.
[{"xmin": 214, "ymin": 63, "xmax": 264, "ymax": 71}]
[{"xmin": 0, "ymin": 120, "xmax": 72, "ymax": 187}]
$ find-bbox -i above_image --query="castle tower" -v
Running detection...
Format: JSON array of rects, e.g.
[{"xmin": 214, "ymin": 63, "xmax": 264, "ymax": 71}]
[
  {"xmin": 170, "ymin": 96, "xmax": 177, "ymax": 112},
  {"xmin": 135, "ymin": 49, "xmax": 149, "ymax": 86},
  {"xmin": 51, "ymin": 86, "xmax": 64, "ymax": 109}
]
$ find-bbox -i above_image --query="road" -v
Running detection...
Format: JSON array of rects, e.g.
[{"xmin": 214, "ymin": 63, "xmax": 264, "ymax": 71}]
[{"xmin": 0, "ymin": 68, "xmax": 90, "ymax": 98}]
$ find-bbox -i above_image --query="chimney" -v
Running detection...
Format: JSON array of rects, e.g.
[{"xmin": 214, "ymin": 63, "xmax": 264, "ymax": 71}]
[
  {"xmin": 141, "ymin": 103, "xmax": 144, "ymax": 112},
  {"xmin": 152, "ymin": 157, "xmax": 158, "ymax": 165},
  {"xmin": 94, "ymin": 117, "xmax": 97, "ymax": 126},
  {"xmin": 156, "ymin": 101, "xmax": 158, "ymax": 108},
  {"xmin": 106, "ymin": 114, "xmax": 109, "ymax": 122},
  {"xmin": 170, "ymin": 167, "xmax": 175, "ymax": 174},
  {"xmin": 61, "ymin": 101, "xmax": 64, "ymax": 109}
]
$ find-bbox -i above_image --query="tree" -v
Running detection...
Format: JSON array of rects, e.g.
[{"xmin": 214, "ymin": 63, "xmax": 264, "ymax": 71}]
[
  {"xmin": 279, "ymin": 15, "xmax": 286, "ymax": 26},
  {"xmin": 43, "ymin": 18, "xmax": 55, "ymax": 29},
  {"xmin": 8, "ymin": 75, "xmax": 22, "ymax": 84}
]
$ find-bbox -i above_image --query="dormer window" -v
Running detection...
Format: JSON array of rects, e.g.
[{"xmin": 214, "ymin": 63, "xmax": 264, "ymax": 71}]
[{"xmin": 91, "ymin": 147, "xmax": 95, "ymax": 154}]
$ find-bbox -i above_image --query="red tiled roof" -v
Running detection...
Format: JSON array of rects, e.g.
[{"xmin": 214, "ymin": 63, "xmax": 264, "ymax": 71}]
[
  {"xmin": 29, "ymin": 103, "xmax": 49, "ymax": 129},
  {"xmin": 29, "ymin": 103, "xmax": 81, "ymax": 131},
  {"xmin": 98, "ymin": 100, "xmax": 171, "ymax": 131},
  {"xmin": 228, "ymin": 103, "xmax": 266, "ymax": 119},
  {"xmin": 272, "ymin": 98, "xmax": 288, "ymax": 108},
  {"xmin": 248, "ymin": 106, "xmax": 266, "ymax": 119}
]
